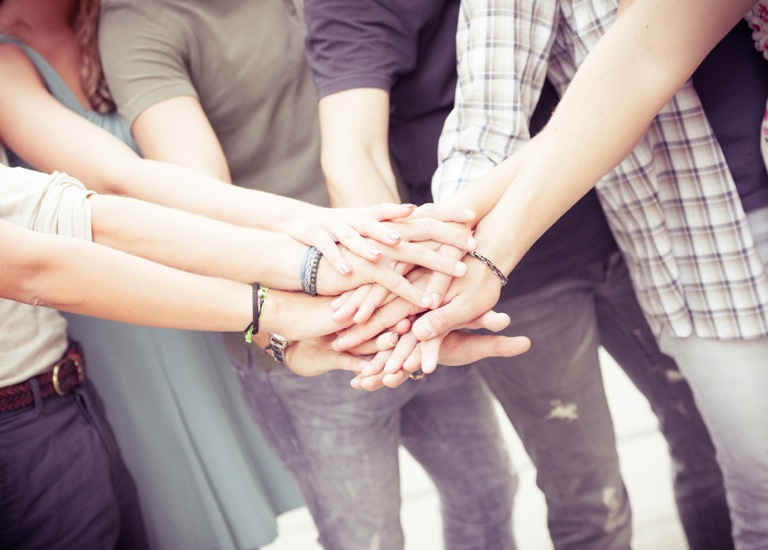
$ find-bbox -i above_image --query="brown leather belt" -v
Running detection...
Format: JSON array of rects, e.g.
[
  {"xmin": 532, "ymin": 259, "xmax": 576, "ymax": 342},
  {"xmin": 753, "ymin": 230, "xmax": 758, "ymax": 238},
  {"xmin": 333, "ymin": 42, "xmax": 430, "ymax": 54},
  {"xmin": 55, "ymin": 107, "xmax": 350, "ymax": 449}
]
[{"xmin": 0, "ymin": 341, "xmax": 85, "ymax": 412}]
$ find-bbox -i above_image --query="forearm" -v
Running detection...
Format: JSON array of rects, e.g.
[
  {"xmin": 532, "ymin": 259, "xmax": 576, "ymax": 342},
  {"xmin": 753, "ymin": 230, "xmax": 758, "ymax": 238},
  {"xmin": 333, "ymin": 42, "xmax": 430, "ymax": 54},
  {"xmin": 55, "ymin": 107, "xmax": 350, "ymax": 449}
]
[
  {"xmin": 319, "ymin": 89, "xmax": 400, "ymax": 207},
  {"xmin": 89, "ymin": 193, "xmax": 305, "ymax": 290},
  {"xmin": 100, "ymin": 156, "xmax": 324, "ymax": 233},
  {"xmin": 5, "ymin": 224, "xmax": 252, "ymax": 331},
  {"xmin": 466, "ymin": 0, "xmax": 754, "ymax": 274}
]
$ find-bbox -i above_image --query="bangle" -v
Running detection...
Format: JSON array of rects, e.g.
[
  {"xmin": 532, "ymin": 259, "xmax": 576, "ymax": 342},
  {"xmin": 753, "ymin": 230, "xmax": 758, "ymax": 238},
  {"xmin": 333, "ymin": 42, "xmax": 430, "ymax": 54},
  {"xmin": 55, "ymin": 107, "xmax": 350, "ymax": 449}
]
[
  {"xmin": 300, "ymin": 246, "xmax": 323, "ymax": 296},
  {"xmin": 244, "ymin": 284, "xmax": 269, "ymax": 343},
  {"xmin": 468, "ymin": 251, "xmax": 508, "ymax": 286}
]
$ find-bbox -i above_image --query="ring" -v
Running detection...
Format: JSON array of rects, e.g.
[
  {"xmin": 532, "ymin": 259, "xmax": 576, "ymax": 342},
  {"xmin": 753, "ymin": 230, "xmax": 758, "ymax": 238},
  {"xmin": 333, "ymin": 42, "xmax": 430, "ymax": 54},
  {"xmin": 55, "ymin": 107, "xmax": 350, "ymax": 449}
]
[{"xmin": 409, "ymin": 369, "xmax": 426, "ymax": 381}]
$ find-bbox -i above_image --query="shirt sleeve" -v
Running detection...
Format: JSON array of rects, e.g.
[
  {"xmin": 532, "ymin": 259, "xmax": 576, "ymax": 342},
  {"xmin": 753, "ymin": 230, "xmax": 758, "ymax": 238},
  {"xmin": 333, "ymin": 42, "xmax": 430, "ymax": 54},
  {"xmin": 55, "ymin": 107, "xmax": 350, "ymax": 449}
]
[
  {"xmin": 99, "ymin": 1, "xmax": 197, "ymax": 127},
  {"xmin": 0, "ymin": 165, "xmax": 94, "ymax": 241},
  {"xmin": 303, "ymin": 0, "xmax": 428, "ymax": 98},
  {"xmin": 431, "ymin": 0, "xmax": 557, "ymax": 202}
]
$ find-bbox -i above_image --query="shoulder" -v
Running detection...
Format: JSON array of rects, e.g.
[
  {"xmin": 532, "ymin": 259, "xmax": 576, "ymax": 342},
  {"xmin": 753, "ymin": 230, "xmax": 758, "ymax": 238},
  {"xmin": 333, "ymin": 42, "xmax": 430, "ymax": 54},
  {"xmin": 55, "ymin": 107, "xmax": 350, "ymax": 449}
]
[{"xmin": 0, "ymin": 42, "xmax": 47, "ymax": 92}]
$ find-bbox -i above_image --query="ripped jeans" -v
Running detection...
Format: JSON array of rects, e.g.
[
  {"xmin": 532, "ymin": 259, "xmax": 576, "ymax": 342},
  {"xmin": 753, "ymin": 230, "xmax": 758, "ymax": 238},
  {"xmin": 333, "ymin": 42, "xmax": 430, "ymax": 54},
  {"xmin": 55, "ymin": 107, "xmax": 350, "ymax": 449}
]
[
  {"xmin": 227, "ymin": 341, "xmax": 518, "ymax": 550},
  {"xmin": 478, "ymin": 250, "xmax": 731, "ymax": 550}
]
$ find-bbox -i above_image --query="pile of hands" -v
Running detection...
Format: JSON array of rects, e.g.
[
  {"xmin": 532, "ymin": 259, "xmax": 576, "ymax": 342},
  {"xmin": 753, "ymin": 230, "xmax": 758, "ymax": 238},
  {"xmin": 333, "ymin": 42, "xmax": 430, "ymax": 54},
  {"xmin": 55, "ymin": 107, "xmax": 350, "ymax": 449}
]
[{"xmin": 278, "ymin": 202, "xmax": 531, "ymax": 391}]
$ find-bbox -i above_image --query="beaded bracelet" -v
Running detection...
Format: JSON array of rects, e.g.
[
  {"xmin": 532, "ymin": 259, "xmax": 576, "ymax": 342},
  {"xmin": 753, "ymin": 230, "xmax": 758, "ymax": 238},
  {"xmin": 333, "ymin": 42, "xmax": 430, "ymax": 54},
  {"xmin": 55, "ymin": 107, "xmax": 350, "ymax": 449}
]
[
  {"xmin": 244, "ymin": 283, "xmax": 269, "ymax": 343},
  {"xmin": 468, "ymin": 251, "xmax": 508, "ymax": 286},
  {"xmin": 300, "ymin": 246, "xmax": 323, "ymax": 296}
]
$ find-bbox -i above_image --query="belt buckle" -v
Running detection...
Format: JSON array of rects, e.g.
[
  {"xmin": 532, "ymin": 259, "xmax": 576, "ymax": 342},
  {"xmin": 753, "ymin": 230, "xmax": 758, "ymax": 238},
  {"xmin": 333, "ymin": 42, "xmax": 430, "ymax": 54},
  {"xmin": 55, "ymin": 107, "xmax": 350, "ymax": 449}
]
[{"xmin": 52, "ymin": 357, "xmax": 85, "ymax": 396}]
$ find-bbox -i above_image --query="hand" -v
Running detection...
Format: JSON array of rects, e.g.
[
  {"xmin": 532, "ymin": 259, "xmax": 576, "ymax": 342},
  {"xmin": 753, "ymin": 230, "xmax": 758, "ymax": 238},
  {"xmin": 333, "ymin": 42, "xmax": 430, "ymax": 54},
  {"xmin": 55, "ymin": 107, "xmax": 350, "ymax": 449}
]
[
  {"xmin": 410, "ymin": 253, "xmax": 506, "ymax": 342},
  {"xmin": 282, "ymin": 202, "xmax": 416, "ymax": 275},
  {"xmin": 278, "ymin": 321, "xmax": 408, "ymax": 377},
  {"xmin": 284, "ymin": 202, "xmax": 475, "ymax": 277},
  {"xmin": 330, "ymin": 268, "xmax": 437, "ymax": 351},
  {"xmin": 261, "ymin": 290, "xmax": 351, "ymax": 341},
  {"xmin": 350, "ymin": 320, "xmax": 531, "ymax": 391},
  {"xmin": 316, "ymin": 239, "xmax": 468, "ymax": 311}
]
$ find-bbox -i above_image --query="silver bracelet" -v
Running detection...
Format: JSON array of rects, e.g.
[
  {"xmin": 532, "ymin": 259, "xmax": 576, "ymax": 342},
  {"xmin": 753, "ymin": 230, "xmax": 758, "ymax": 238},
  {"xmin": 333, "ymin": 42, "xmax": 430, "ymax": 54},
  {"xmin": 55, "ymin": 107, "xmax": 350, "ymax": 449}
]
[
  {"xmin": 300, "ymin": 246, "xmax": 323, "ymax": 296},
  {"xmin": 469, "ymin": 251, "xmax": 508, "ymax": 286}
]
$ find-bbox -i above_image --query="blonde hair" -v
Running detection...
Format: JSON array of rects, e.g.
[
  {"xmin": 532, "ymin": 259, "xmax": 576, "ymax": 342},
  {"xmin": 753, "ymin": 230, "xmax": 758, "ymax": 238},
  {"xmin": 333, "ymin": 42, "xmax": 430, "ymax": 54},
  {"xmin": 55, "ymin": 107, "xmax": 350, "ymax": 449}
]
[{"xmin": 75, "ymin": 0, "xmax": 114, "ymax": 113}]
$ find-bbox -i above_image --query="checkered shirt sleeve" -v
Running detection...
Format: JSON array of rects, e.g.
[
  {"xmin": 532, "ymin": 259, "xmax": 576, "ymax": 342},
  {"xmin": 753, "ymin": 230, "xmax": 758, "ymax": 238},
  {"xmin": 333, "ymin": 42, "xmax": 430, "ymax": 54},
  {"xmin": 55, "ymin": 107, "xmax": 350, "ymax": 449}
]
[{"xmin": 433, "ymin": 0, "xmax": 768, "ymax": 339}]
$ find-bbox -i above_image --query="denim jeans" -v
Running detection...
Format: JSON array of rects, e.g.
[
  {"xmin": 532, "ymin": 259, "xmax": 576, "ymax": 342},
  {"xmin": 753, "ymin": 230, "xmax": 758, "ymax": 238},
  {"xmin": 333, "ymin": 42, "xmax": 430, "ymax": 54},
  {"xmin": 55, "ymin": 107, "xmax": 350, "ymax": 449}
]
[
  {"xmin": 231, "ymin": 350, "xmax": 517, "ymax": 550},
  {"xmin": 478, "ymin": 251, "xmax": 731, "ymax": 550},
  {"xmin": 659, "ymin": 206, "xmax": 768, "ymax": 550}
]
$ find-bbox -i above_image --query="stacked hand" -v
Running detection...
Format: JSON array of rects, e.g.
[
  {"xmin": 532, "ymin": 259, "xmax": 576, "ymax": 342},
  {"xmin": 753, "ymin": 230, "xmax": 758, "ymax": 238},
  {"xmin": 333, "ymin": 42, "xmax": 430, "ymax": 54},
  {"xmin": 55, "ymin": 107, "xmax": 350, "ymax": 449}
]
[{"xmin": 274, "ymin": 205, "xmax": 531, "ymax": 385}]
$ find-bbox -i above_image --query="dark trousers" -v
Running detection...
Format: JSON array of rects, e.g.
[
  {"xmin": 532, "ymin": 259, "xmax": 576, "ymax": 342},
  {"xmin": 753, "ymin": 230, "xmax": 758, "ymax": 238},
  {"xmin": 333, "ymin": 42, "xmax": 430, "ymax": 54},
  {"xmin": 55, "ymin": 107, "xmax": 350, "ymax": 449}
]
[{"xmin": 0, "ymin": 379, "xmax": 148, "ymax": 550}]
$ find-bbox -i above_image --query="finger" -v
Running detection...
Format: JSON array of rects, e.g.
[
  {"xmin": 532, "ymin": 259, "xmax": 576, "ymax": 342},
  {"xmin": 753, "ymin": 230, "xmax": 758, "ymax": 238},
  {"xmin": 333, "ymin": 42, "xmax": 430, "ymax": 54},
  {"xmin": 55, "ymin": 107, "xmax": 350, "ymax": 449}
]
[
  {"xmin": 382, "ymin": 370, "xmax": 412, "ymax": 389},
  {"xmin": 331, "ymin": 223, "xmax": 384, "ymax": 262},
  {"xmin": 353, "ymin": 284, "xmax": 398, "ymax": 323},
  {"xmin": 424, "ymin": 271, "xmax": 453, "ymax": 309},
  {"xmin": 392, "ymin": 217, "xmax": 477, "ymax": 252},
  {"xmin": 384, "ymin": 332, "xmax": 419, "ymax": 374},
  {"xmin": 343, "ymin": 332, "xmax": 398, "ymax": 357},
  {"xmin": 360, "ymin": 349, "xmax": 392, "ymax": 376},
  {"xmin": 308, "ymin": 231, "xmax": 355, "ymax": 277},
  {"xmin": 376, "ymin": 331, "xmax": 399, "ymax": 351},
  {"xmin": 410, "ymin": 203, "xmax": 477, "ymax": 226},
  {"xmin": 419, "ymin": 337, "xmax": 443, "ymax": 374},
  {"xmin": 439, "ymin": 333, "xmax": 532, "ymax": 366},
  {"xmin": 390, "ymin": 317, "xmax": 412, "ymax": 335},
  {"xmin": 378, "ymin": 242, "xmax": 468, "ymax": 278},
  {"xmin": 332, "ymin": 284, "xmax": 372, "ymax": 323},
  {"xmin": 360, "ymin": 372, "xmax": 389, "ymax": 392},
  {"xmin": 331, "ymin": 352, "xmax": 369, "ymax": 374},
  {"xmin": 333, "ymin": 299, "xmax": 423, "ymax": 351},
  {"xmin": 359, "ymin": 268, "xmax": 433, "ymax": 313},
  {"xmin": 364, "ymin": 203, "xmax": 416, "ymax": 223},
  {"xmin": 411, "ymin": 300, "xmax": 465, "ymax": 341},
  {"xmin": 461, "ymin": 310, "xmax": 511, "ymax": 332}
]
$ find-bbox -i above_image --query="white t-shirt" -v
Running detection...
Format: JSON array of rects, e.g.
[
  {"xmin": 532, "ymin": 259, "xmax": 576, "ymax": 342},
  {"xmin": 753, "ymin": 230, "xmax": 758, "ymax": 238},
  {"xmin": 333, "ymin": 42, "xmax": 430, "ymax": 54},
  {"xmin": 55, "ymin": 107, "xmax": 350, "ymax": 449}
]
[{"xmin": 0, "ymin": 165, "xmax": 93, "ymax": 386}]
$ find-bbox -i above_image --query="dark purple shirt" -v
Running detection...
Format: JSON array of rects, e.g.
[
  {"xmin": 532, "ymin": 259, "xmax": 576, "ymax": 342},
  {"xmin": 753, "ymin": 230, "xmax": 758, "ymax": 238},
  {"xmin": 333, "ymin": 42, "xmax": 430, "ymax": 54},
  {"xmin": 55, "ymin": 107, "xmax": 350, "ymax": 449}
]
[
  {"xmin": 303, "ymin": 1, "xmax": 767, "ymax": 296},
  {"xmin": 693, "ymin": 20, "xmax": 768, "ymax": 214},
  {"xmin": 304, "ymin": 0, "xmax": 619, "ymax": 296}
]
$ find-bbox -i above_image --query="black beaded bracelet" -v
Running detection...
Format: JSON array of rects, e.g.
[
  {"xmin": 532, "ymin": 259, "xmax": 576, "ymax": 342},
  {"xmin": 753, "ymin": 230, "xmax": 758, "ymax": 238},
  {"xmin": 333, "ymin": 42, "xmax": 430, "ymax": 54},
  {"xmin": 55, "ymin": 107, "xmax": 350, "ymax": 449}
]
[
  {"xmin": 468, "ymin": 251, "xmax": 508, "ymax": 286},
  {"xmin": 244, "ymin": 283, "xmax": 268, "ymax": 343},
  {"xmin": 300, "ymin": 246, "xmax": 323, "ymax": 296}
]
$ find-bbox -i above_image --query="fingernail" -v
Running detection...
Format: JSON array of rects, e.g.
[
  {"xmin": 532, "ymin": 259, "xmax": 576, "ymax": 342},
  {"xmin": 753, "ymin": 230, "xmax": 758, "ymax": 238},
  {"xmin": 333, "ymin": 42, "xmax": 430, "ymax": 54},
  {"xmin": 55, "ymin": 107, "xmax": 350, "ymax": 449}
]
[
  {"xmin": 387, "ymin": 231, "xmax": 401, "ymax": 242},
  {"xmin": 340, "ymin": 263, "xmax": 352, "ymax": 274},
  {"xmin": 420, "ymin": 294, "xmax": 432, "ymax": 308},
  {"xmin": 467, "ymin": 236, "xmax": 477, "ymax": 249},
  {"xmin": 401, "ymin": 203, "xmax": 416, "ymax": 209},
  {"xmin": 368, "ymin": 247, "xmax": 382, "ymax": 257},
  {"xmin": 454, "ymin": 262, "xmax": 467, "ymax": 275},
  {"xmin": 430, "ymin": 293, "xmax": 441, "ymax": 308},
  {"xmin": 464, "ymin": 209, "xmax": 475, "ymax": 219},
  {"xmin": 421, "ymin": 320, "xmax": 436, "ymax": 339}
]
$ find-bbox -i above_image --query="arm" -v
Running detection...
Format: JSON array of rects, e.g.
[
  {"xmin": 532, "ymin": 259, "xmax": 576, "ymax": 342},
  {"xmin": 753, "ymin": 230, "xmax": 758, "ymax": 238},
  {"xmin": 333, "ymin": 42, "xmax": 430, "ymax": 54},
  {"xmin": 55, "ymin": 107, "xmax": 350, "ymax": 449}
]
[
  {"xmin": 318, "ymin": 88, "xmax": 400, "ymax": 206},
  {"xmin": 0, "ymin": 44, "xmax": 421, "ymax": 273},
  {"xmin": 1, "ymin": 221, "xmax": 368, "ymax": 376},
  {"xmin": 412, "ymin": 0, "xmax": 756, "ymax": 342},
  {"xmin": 2, "ymin": 218, "xmax": 252, "ymax": 332}
]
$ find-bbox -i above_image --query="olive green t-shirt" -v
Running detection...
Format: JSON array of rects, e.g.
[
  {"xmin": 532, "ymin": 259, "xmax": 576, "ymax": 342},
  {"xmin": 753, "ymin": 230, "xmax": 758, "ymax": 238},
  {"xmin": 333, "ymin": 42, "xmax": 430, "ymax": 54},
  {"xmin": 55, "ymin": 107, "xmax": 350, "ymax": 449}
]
[{"xmin": 99, "ymin": 0, "xmax": 329, "ymax": 207}]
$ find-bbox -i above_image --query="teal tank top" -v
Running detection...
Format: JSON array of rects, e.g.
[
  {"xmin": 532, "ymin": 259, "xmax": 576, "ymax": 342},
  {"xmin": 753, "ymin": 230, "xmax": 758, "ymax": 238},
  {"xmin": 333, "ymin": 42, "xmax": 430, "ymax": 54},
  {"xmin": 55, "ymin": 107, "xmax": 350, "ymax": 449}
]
[{"xmin": 0, "ymin": 34, "xmax": 139, "ymax": 168}]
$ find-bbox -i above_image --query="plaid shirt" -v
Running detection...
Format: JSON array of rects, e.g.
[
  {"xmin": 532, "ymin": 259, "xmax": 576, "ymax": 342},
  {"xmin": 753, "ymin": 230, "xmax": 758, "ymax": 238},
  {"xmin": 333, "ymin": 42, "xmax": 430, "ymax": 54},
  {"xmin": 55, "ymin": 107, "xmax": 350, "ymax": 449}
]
[{"xmin": 433, "ymin": 0, "xmax": 768, "ymax": 339}]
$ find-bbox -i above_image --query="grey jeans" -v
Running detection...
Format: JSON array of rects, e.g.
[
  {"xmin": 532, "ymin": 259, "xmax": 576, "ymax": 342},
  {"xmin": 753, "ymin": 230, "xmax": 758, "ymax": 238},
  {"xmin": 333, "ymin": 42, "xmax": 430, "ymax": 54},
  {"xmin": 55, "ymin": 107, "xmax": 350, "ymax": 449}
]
[
  {"xmin": 232, "ymin": 352, "xmax": 517, "ymax": 550},
  {"xmin": 479, "ymin": 251, "xmax": 731, "ymax": 550}
]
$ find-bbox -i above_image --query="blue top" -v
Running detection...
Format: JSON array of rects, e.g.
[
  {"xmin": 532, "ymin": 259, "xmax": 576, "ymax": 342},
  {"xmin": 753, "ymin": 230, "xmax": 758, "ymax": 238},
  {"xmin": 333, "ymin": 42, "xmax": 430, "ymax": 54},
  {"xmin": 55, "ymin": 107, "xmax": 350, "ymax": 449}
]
[{"xmin": 0, "ymin": 33, "xmax": 139, "ymax": 168}]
